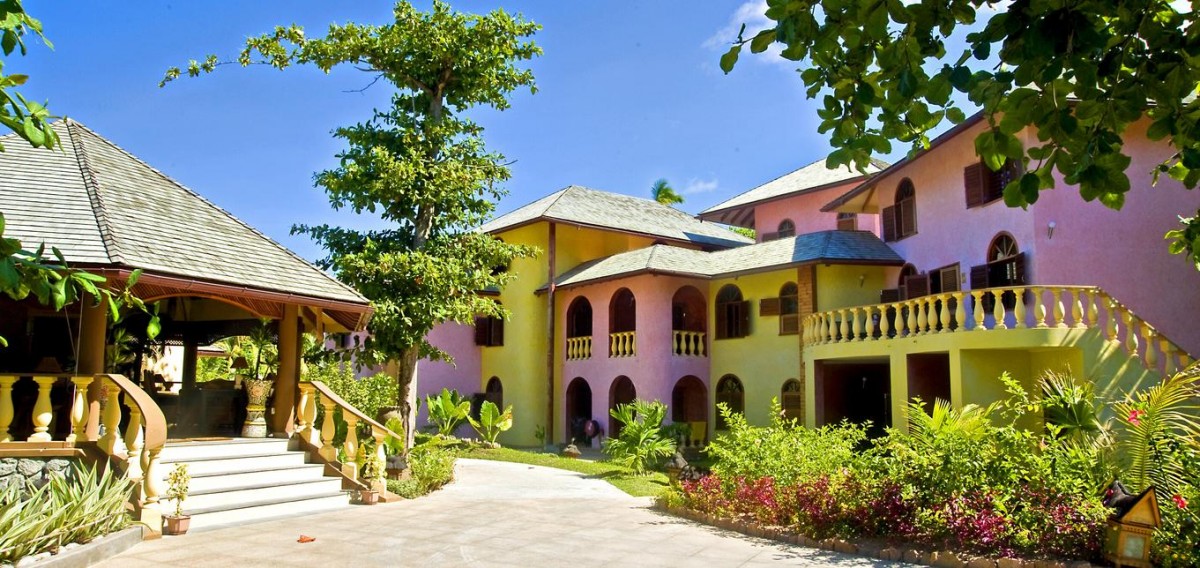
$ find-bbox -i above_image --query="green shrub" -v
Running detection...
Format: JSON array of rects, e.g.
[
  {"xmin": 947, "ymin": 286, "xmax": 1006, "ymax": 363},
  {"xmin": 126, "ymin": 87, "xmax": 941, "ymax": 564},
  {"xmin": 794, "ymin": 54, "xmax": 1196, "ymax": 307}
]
[
  {"xmin": 0, "ymin": 464, "xmax": 132, "ymax": 564},
  {"xmin": 305, "ymin": 361, "xmax": 398, "ymax": 447},
  {"xmin": 602, "ymin": 399, "xmax": 676, "ymax": 475},
  {"xmin": 467, "ymin": 400, "xmax": 513, "ymax": 445},
  {"xmin": 426, "ymin": 388, "xmax": 470, "ymax": 437}
]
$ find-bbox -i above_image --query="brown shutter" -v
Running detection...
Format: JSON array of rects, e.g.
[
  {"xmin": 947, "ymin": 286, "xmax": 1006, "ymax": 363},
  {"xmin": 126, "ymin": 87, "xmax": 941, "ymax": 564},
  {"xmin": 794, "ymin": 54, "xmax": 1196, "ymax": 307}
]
[
  {"xmin": 760, "ymin": 232, "xmax": 779, "ymax": 242},
  {"xmin": 882, "ymin": 206, "xmax": 897, "ymax": 242},
  {"xmin": 905, "ymin": 274, "xmax": 930, "ymax": 299},
  {"xmin": 759, "ymin": 297, "xmax": 781, "ymax": 316},
  {"xmin": 969, "ymin": 264, "xmax": 990, "ymax": 289},
  {"xmin": 490, "ymin": 317, "xmax": 505, "ymax": 346},
  {"xmin": 899, "ymin": 199, "xmax": 917, "ymax": 237},
  {"xmin": 880, "ymin": 288, "xmax": 901, "ymax": 303},
  {"xmin": 964, "ymin": 162, "xmax": 986, "ymax": 208},
  {"xmin": 474, "ymin": 317, "xmax": 489, "ymax": 345},
  {"xmin": 1012, "ymin": 252, "xmax": 1027, "ymax": 285},
  {"xmin": 739, "ymin": 300, "xmax": 752, "ymax": 337},
  {"xmin": 715, "ymin": 302, "xmax": 729, "ymax": 339},
  {"xmin": 779, "ymin": 314, "xmax": 799, "ymax": 335}
]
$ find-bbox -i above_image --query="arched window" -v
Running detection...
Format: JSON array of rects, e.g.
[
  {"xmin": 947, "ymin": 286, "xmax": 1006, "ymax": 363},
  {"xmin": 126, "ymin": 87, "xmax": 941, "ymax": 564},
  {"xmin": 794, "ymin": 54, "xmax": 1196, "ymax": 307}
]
[
  {"xmin": 567, "ymin": 297, "xmax": 593, "ymax": 338},
  {"xmin": 776, "ymin": 219, "xmax": 795, "ymax": 239},
  {"xmin": 836, "ymin": 212, "xmax": 857, "ymax": 231},
  {"xmin": 715, "ymin": 375, "xmax": 744, "ymax": 429},
  {"xmin": 781, "ymin": 379, "xmax": 803, "ymax": 422},
  {"xmin": 485, "ymin": 376, "xmax": 503, "ymax": 409},
  {"xmin": 608, "ymin": 289, "xmax": 636, "ymax": 333},
  {"xmin": 715, "ymin": 285, "xmax": 749, "ymax": 339},
  {"xmin": 971, "ymin": 233, "xmax": 1027, "ymax": 310},
  {"xmin": 883, "ymin": 178, "xmax": 917, "ymax": 241},
  {"xmin": 989, "ymin": 233, "xmax": 1019, "ymax": 263},
  {"xmin": 779, "ymin": 282, "xmax": 799, "ymax": 335}
]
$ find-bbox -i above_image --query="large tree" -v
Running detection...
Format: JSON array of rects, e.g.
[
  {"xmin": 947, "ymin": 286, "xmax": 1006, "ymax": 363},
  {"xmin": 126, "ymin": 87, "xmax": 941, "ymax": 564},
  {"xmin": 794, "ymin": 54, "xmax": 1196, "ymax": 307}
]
[
  {"xmin": 720, "ymin": 0, "xmax": 1200, "ymax": 268},
  {"xmin": 165, "ymin": 1, "xmax": 540, "ymax": 448}
]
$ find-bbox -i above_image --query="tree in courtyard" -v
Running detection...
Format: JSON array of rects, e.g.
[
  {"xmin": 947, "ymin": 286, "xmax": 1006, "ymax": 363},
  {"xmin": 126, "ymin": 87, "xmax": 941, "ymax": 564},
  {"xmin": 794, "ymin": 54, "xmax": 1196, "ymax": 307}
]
[
  {"xmin": 719, "ymin": 0, "xmax": 1200, "ymax": 267},
  {"xmin": 164, "ymin": 1, "xmax": 540, "ymax": 449},
  {"xmin": 650, "ymin": 178, "xmax": 684, "ymax": 206}
]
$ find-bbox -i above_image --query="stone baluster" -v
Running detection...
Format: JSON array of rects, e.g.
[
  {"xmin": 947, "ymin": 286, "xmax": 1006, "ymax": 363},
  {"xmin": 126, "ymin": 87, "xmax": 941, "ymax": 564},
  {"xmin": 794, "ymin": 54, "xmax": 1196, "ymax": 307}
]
[
  {"xmin": 1013, "ymin": 290, "xmax": 1027, "ymax": 329},
  {"xmin": 971, "ymin": 291, "xmax": 985, "ymax": 331},
  {"xmin": 0, "ymin": 375, "xmax": 15, "ymax": 442},
  {"xmin": 372, "ymin": 428, "xmax": 387, "ymax": 484},
  {"xmin": 836, "ymin": 310, "xmax": 847, "ymax": 342},
  {"xmin": 911, "ymin": 298, "xmax": 924, "ymax": 334},
  {"xmin": 878, "ymin": 305, "xmax": 891, "ymax": 339},
  {"xmin": 319, "ymin": 395, "xmax": 338, "ymax": 461},
  {"xmin": 123, "ymin": 398, "xmax": 144, "ymax": 480},
  {"xmin": 1161, "ymin": 340, "xmax": 1178, "ymax": 376},
  {"xmin": 1052, "ymin": 288, "xmax": 1067, "ymax": 328},
  {"xmin": 1032, "ymin": 287, "xmax": 1048, "ymax": 328},
  {"xmin": 97, "ymin": 378, "xmax": 122, "ymax": 453},
  {"xmin": 296, "ymin": 383, "xmax": 312, "ymax": 438},
  {"xmin": 992, "ymin": 289, "xmax": 1007, "ymax": 330},
  {"xmin": 938, "ymin": 294, "xmax": 951, "ymax": 333},
  {"xmin": 1142, "ymin": 327, "xmax": 1159, "ymax": 371},
  {"xmin": 953, "ymin": 293, "xmax": 966, "ymax": 332},
  {"xmin": 1124, "ymin": 311, "xmax": 1140, "ymax": 358},
  {"xmin": 29, "ymin": 376, "xmax": 58, "ymax": 442},
  {"xmin": 904, "ymin": 301, "xmax": 916, "ymax": 336},
  {"xmin": 140, "ymin": 447, "xmax": 164, "ymax": 534},
  {"xmin": 344, "ymin": 414, "xmax": 360, "ymax": 467},
  {"xmin": 1105, "ymin": 298, "xmax": 1119, "ymax": 340},
  {"xmin": 1071, "ymin": 289, "xmax": 1086, "ymax": 328},
  {"xmin": 850, "ymin": 308, "xmax": 863, "ymax": 341},
  {"xmin": 1085, "ymin": 290, "xmax": 1099, "ymax": 328},
  {"xmin": 68, "ymin": 376, "xmax": 93, "ymax": 444},
  {"xmin": 301, "ymin": 384, "xmax": 319, "ymax": 446},
  {"xmin": 865, "ymin": 306, "xmax": 878, "ymax": 339}
]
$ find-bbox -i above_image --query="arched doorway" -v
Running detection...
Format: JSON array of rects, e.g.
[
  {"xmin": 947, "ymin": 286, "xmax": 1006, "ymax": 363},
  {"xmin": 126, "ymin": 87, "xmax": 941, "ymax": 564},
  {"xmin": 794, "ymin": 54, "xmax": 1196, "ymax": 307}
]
[
  {"xmin": 565, "ymin": 377, "xmax": 593, "ymax": 444},
  {"xmin": 566, "ymin": 296, "xmax": 594, "ymax": 360},
  {"xmin": 609, "ymin": 288, "xmax": 636, "ymax": 357},
  {"xmin": 671, "ymin": 375, "xmax": 708, "ymax": 446},
  {"xmin": 715, "ymin": 375, "xmax": 745, "ymax": 430},
  {"xmin": 485, "ymin": 376, "xmax": 503, "ymax": 408},
  {"xmin": 608, "ymin": 376, "xmax": 636, "ymax": 438},
  {"xmin": 671, "ymin": 286, "xmax": 707, "ymax": 355}
]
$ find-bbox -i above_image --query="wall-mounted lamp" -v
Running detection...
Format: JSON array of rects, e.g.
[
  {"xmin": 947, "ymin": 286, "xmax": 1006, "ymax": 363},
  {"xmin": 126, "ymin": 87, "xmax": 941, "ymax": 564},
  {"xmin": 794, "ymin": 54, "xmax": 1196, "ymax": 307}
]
[
  {"xmin": 859, "ymin": 274, "xmax": 867, "ymax": 288},
  {"xmin": 1047, "ymin": 221, "xmax": 1057, "ymax": 239}
]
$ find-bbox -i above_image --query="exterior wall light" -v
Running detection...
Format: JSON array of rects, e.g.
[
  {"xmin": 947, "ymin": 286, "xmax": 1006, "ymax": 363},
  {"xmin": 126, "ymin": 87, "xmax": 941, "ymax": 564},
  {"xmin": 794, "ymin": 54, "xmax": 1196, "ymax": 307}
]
[{"xmin": 1047, "ymin": 220, "xmax": 1057, "ymax": 239}]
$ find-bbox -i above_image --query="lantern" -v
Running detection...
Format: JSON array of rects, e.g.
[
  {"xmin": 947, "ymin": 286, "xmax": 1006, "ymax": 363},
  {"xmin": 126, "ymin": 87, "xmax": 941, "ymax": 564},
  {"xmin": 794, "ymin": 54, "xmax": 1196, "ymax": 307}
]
[{"xmin": 1102, "ymin": 481, "xmax": 1161, "ymax": 568}]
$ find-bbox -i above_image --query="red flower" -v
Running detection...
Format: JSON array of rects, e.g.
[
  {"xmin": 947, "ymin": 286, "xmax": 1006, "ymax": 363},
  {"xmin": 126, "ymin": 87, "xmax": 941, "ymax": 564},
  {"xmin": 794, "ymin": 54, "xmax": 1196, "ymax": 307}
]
[
  {"xmin": 1173, "ymin": 494, "xmax": 1188, "ymax": 509},
  {"xmin": 1128, "ymin": 409, "xmax": 1146, "ymax": 426}
]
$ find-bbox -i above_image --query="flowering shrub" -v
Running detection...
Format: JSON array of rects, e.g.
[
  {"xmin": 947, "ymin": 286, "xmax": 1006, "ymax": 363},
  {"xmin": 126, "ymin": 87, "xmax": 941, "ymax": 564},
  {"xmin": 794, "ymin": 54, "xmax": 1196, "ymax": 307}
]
[{"xmin": 1154, "ymin": 449, "xmax": 1200, "ymax": 568}]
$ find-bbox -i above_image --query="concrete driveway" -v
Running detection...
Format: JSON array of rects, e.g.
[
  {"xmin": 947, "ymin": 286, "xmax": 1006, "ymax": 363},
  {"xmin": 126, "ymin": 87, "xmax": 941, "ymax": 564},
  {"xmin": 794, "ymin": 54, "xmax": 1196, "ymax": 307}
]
[{"xmin": 99, "ymin": 458, "xmax": 906, "ymax": 567}]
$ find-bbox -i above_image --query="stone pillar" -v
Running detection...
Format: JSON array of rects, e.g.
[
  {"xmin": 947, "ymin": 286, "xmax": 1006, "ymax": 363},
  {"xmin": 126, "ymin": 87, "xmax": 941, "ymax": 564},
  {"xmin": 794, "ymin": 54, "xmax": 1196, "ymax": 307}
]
[
  {"xmin": 271, "ymin": 305, "xmax": 299, "ymax": 435},
  {"xmin": 181, "ymin": 339, "xmax": 198, "ymax": 393},
  {"xmin": 79, "ymin": 299, "xmax": 107, "ymax": 439}
]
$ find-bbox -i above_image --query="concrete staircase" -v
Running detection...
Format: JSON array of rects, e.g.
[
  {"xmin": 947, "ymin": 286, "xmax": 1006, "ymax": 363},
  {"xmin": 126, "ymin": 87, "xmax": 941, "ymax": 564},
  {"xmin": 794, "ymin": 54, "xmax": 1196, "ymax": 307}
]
[{"xmin": 158, "ymin": 438, "xmax": 351, "ymax": 531}]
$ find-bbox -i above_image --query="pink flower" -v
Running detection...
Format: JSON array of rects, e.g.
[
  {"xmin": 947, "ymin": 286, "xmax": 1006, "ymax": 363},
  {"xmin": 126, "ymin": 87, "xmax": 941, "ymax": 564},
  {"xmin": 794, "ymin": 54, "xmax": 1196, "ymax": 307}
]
[
  {"xmin": 1173, "ymin": 494, "xmax": 1188, "ymax": 509},
  {"xmin": 1128, "ymin": 409, "xmax": 1146, "ymax": 426}
]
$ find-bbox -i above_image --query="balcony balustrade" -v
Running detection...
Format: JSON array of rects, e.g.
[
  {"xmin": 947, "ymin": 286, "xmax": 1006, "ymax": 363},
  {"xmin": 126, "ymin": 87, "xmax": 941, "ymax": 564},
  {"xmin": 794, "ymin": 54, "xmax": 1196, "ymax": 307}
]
[
  {"xmin": 609, "ymin": 331, "xmax": 637, "ymax": 358},
  {"xmin": 672, "ymin": 331, "xmax": 707, "ymax": 357},
  {"xmin": 566, "ymin": 336, "xmax": 593, "ymax": 360},
  {"xmin": 802, "ymin": 286, "xmax": 1193, "ymax": 377}
]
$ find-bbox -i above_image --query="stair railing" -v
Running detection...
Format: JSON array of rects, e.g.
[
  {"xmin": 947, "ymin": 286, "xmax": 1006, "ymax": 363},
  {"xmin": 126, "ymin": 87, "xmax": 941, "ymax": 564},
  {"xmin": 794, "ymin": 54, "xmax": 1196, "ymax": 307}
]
[{"xmin": 295, "ymin": 381, "xmax": 404, "ymax": 487}]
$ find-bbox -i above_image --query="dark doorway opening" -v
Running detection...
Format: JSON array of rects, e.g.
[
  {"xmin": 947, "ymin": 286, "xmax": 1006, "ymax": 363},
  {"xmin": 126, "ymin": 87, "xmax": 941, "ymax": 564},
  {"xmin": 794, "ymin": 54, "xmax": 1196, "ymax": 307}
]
[
  {"xmin": 608, "ymin": 376, "xmax": 636, "ymax": 438},
  {"xmin": 815, "ymin": 360, "xmax": 891, "ymax": 437},
  {"xmin": 566, "ymin": 377, "xmax": 593, "ymax": 444},
  {"xmin": 907, "ymin": 353, "xmax": 951, "ymax": 415}
]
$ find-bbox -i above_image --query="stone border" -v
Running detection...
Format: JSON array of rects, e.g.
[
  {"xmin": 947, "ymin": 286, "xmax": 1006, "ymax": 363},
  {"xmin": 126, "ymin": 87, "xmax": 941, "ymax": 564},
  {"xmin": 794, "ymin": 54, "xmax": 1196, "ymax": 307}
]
[
  {"xmin": 655, "ymin": 504, "xmax": 1102, "ymax": 568},
  {"xmin": 10, "ymin": 527, "xmax": 145, "ymax": 568}
]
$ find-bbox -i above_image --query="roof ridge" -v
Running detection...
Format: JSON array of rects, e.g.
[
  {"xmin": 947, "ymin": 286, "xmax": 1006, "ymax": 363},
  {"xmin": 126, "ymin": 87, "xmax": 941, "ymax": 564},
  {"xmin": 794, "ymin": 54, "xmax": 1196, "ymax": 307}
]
[
  {"xmin": 66, "ymin": 120, "xmax": 126, "ymax": 264},
  {"xmin": 62, "ymin": 120, "xmax": 367, "ymax": 301}
]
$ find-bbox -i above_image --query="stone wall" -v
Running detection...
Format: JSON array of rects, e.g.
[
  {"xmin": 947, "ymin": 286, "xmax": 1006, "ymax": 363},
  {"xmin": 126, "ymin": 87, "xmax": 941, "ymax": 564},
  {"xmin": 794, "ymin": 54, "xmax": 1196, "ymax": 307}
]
[{"xmin": 0, "ymin": 457, "xmax": 76, "ymax": 492}]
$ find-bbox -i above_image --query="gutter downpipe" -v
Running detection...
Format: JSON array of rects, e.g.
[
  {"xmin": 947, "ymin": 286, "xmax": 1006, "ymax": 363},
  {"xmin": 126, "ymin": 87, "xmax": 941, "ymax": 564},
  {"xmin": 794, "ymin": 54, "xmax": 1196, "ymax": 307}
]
[{"xmin": 546, "ymin": 222, "xmax": 557, "ymax": 446}]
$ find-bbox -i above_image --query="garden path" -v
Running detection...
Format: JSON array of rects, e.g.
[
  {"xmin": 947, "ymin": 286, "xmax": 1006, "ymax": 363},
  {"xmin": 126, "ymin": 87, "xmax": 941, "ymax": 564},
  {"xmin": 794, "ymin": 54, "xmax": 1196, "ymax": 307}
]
[{"xmin": 97, "ymin": 458, "xmax": 907, "ymax": 567}]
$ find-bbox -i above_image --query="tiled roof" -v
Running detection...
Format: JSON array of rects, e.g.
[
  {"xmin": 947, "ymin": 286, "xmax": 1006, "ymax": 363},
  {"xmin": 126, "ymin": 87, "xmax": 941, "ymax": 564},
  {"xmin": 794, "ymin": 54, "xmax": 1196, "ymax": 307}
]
[
  {"xmin": 0, "ymin": 120, "xmax": 368, "ymax": 306},
  {"xmin": 478, "ymin": 185, "xmax": 752, "ymax": 248},
  {"xmin": 699, "ymin": 158, "xmax": 887, "ymax": 222},
  {"xmin": 551, "ymin": 230, "xmax": 903, "ymax": 289}
]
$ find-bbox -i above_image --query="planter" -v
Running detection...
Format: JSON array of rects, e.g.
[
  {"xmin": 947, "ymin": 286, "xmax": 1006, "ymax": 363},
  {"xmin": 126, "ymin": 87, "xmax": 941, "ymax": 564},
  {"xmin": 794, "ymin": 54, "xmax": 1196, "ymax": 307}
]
[
  {"xmin": 241, "ymin": 378, "xmax": 274, "ymax": 438},
  {"xmin": 163, "ymin": 515, "xmax": 191, "ymax": 536},
  {"xmin": 354, "ymin": 489, "xmax": 380, "ymax": 505}
]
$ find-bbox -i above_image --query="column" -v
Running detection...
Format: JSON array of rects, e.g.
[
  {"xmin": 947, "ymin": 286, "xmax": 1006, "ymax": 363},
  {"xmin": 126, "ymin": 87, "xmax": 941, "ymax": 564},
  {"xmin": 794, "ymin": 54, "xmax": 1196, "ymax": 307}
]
[{"xmin": 271, "ymin": 305, "xmax": 300, "ymax": 435}]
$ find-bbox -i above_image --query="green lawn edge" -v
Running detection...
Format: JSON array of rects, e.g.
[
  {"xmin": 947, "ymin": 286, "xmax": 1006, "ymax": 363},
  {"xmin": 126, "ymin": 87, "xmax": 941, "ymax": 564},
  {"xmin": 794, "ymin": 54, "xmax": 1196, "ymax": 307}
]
[{"xmin": 455, "ymin": 447, "xmax": 670, "ymax": 498}]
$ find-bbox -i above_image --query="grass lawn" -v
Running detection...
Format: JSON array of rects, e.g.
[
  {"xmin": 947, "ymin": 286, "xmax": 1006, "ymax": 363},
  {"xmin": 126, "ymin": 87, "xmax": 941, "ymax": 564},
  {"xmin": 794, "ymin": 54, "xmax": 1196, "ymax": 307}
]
[{"xmin": 456, "ymin": 446, "xmax": 671, "ymax": 498}]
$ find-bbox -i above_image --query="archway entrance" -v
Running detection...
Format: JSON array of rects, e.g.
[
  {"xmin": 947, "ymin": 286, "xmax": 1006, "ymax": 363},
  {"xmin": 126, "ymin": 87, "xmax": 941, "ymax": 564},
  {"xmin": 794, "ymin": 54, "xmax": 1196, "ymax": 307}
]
[
  {"xmin": 671, "ymin": 375, "xmax": 708, "ymax": 446},
  {"xmin": 565, "ymin": 377, "xmax": 593, "ymax": 444},
  {"xmin": 608, "ymin": 376, "xmax": 636, "ymax": 438}
]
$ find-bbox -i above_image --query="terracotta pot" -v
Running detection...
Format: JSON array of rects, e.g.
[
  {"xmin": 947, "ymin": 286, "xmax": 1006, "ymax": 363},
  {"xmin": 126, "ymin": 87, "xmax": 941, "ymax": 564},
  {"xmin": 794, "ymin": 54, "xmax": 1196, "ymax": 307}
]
[
  {"xmin": 355, "ymin": 490, "xmax": 380, "ymax": 505},
  {"xmin": 163, "ymin": 515, "xmax": 191, "ymax": 535}
]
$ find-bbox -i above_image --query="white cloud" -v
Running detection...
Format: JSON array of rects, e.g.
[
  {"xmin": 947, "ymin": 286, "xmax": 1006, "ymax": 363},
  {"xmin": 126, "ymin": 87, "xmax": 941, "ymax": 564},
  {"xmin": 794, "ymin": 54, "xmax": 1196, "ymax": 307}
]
[
  {"xmin": 682, "ymin": 177, "xmax": 720, "ymax": 195},
  {"xmin": 705, "ymin": 0, "xmax": 789, "ymax": 67}
]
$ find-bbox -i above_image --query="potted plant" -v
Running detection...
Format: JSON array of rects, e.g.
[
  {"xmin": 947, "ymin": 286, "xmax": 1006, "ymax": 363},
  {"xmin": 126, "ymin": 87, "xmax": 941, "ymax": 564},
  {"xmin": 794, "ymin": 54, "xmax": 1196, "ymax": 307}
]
[
  {"xmin": 355, "ymin": 447, "xmax": 385, "ymax": 505},
  {"xmin": 240, "ymin": 319, "xmax": 278, "ymax": 438},
  {"xmin": 383, "ymin": 417, "xmax": 406, "ymax": 479},
  {"xmin": 163, "ymin": 463, "xmax": 191, "ymax": 535}
]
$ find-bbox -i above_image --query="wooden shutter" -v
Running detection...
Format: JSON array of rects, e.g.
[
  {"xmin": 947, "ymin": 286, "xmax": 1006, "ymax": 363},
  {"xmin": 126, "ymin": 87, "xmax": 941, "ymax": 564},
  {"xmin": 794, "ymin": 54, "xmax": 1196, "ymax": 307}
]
[
  {"xmin": 904, "ymin": 274, "xmax": 930, "ymax": 299},
  {"xmin": 899, "ymin": 198, "xmax": 917, "ymax": 237},
  {"xmin": 781, "ymin": 392, "xmax": 803, "ymax": 421},
  {"xmin": 964, "ymin": 162, "xmax": 986, "ymax": 208},
  {"xmin": 1012, "ymin": 252, "xmax": 1027, "ymax": 285},
  {"xmin": 970, "ymin": 264, "xmax": 990, "ymax": 289},
  {"xmin": 474, "ymin": 317, "xmax": 489, "ymax": 345},
  {"xmin": 760, "ymin": 232, "xmax": 779, "ymax": 242},
  {"xmin": 880, "ymin": 288, "xmax": 901, "ymax": 303},
  {"xmin": 780, "ymin": 314, "xmax": 799, "ymax": 335},
  {"xmin": 759, "ymin": 297, "xmax": 781, "ymax": 316},
  {"xmin": 881, "ymin": 206, "xmax": 898, "ymax": 242},
  {"xmin": 739, "ymin": 300, "xmax": 752, "ymax": 337},
  {"xmin": 490, "ymin": 317, "xmax": 505, "ymax": 346},
  {"xmin": 715, "ymin": 303, "xmax": 729, "ymax": 339}
]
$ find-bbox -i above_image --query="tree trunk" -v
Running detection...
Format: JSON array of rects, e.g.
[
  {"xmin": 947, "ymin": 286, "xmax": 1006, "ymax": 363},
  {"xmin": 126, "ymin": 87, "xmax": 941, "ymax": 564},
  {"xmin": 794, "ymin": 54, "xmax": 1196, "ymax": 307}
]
[{"xmin": 395, "ymin": 345, "xmax": 420, "ymax": 451}]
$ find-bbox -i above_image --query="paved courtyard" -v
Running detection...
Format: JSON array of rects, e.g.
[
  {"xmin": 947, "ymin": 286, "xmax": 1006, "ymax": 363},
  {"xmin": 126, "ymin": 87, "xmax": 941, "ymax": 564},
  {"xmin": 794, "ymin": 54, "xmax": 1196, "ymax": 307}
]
[{"xmin": 99, "ymin": 458, "xmax": 907, "ymax": 567}]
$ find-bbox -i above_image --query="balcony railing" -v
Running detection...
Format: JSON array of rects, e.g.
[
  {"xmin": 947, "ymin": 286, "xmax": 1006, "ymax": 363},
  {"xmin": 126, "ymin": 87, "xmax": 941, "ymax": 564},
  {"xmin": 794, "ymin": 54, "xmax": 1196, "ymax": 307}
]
[
  {"xmin": 803, "ymin": 286, "xmax": 1193, "ymax": 377},
  {"xmin": 672, "ymin": 331, "xmax": 707, "ymax": 357},
  {"xmin": 610, "ymin": 331, "xmax": 636, "ymax": 358},
  {"xmin": 566, "ymin": 336, "xmax": 592, "ymax": 360}
]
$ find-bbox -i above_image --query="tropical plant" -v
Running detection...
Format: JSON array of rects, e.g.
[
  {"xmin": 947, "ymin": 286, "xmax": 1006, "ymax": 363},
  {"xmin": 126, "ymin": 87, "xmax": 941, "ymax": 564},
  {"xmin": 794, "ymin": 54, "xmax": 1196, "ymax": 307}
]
[
  {"xmin": 426, "ymin": 388, "xmax": 470, "ymax": 437},
  {"xmin": 166, "ymin": 463, "xmax": 190, "ymax": 518},
  {"xmin": 650, "ymin": 178, "xmax": 684, "ymax": 206},
  {"xmin": 467, "ymin": 400, "xmax": 513, "ymax": 446},
  {"xmin": 243, "ymin": 318, "xmax": 279, "ymax": 380},
  {"xmin": 386, "ymin": 442, "xmax": 456, "ymax": 498},
  {"xmin": 0, "ymin": 464, "xmax": 132, "ymax": 564},
  {"xmin": 602, "ymin": 399, "xmax": 676, "ymax": 475},
  {"xmin": 358, "ymin": 443, "xmax": 386, "ymax": 484},
  {"xmin": 1114, "ymin": 364, "xmax": 1200, "ymax": 494},
  {"xmin": 383, "ymin": 416, "xmax": 406, "ymax": 456}
]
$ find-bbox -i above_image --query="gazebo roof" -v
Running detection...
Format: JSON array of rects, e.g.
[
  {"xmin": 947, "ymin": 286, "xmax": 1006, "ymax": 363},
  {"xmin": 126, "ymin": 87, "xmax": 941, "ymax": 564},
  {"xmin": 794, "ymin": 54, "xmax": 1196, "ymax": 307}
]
[{"xmin": 0, "ymin": 120, "xmax": 370, "ymax": 330}]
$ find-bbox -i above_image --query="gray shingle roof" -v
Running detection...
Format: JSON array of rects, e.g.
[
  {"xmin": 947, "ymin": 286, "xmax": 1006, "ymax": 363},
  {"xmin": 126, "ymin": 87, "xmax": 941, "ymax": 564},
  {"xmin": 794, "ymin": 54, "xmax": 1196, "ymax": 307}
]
[
  {"xmin": 699, "ymin": 158, "xmax": 887, "ymax": 224},
  {"xmin": 551, "ymin": 230, "xmax": 903, "ymax": 289},
  {"xmin": 0, "ymin": 120, "xmax": 368, "ymax": 306},
  {"xmin": 478, "ymin": 185, "xmax": 752, "ymax": 248}
]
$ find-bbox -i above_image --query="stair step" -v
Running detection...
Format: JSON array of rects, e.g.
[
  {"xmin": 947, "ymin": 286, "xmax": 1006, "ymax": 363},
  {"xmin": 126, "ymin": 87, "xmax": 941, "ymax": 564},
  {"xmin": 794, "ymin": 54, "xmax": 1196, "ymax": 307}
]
[
  {"xmin": 182, "ymin": 479, "xmax": 346, "ymax": 511},
  {"xmin": 160, "ymin": 438, "xmax": 291, "ymax": 462},
  {"xmin": 161, "ymin": 452, "xmax": 309, "ymax": 476},
  {"xmin": 186, "ymin": 464, "xmax": 330, "ymax": 493},
  {"xmin": 186, "ymin": 493, "xmax": 352, "ymax": 532}
]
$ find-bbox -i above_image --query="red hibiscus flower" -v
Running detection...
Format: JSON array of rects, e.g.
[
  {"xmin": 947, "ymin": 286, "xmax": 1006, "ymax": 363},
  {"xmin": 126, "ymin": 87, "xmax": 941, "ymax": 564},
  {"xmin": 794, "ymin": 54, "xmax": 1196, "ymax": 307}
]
[
  {"xmin": 1173, "ymin": 494, "xmax": 1188, "ymax": 509},
  {"xmin": 1128, "ymin": 409, "xmax": 1146, "ymax": 426}
]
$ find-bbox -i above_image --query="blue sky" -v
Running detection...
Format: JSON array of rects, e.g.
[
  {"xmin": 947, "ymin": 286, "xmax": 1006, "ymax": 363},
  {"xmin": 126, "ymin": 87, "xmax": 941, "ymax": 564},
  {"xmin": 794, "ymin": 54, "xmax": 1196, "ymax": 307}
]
[{"xmin": 21, "ymin": 1, "xmax": 867, "ymax": 261}]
